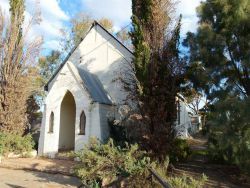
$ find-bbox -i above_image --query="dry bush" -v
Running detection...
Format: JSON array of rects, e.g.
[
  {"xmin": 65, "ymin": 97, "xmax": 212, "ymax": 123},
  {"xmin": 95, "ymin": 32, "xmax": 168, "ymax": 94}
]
[{"xmin": 0, "ymin": 3, "xmax": 42, "ymax": 135}]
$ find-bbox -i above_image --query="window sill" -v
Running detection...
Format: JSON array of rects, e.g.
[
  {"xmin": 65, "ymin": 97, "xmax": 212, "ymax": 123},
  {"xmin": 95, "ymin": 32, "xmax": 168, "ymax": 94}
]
[{"xmin": 78, "ymin": 133, "xmax": 85, "ymax": 135}]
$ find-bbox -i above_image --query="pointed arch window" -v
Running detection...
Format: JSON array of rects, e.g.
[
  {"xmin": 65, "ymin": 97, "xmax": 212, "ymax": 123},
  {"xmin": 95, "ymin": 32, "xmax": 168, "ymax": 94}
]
[
  {"xmin": 79, "ymin": 111, "xmax": 86, "ymax": 135},
  {"xmin": 48, "ymin": 112, "xmax": 54, "ymax": 133},
  {"xmin": 177, "ymin": 101, "xmax": 181, "ymax": 125}
]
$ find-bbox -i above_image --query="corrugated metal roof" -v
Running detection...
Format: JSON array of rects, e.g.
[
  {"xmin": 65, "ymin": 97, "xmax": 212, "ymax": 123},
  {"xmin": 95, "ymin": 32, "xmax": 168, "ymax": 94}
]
[{"xmin": 76, "ymin": 67, "xmax": 113, "ymax": 105}]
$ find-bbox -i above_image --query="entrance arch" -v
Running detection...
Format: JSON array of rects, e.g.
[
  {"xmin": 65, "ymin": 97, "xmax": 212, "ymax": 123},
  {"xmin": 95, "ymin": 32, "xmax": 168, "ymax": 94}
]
[{"xmin": 59, "ymin": 91, "xmax": 76, "ymax": 151}]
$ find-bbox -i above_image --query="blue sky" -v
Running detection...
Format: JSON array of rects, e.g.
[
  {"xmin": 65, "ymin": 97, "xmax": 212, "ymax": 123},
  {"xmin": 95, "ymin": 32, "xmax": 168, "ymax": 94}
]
[{"xmin": 0, "ymin": 0, "xmax": 201, "ymax": 55}]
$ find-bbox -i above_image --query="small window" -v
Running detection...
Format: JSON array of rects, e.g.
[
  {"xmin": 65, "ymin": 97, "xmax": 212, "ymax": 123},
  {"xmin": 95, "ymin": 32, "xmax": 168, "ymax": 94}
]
[
  {"xmin": 177, "ymin": 101, "xmax": 181, "ymax": 125},
  {"xmin": 48, "ymin": 112, "xmax": 54, "ymax": 133},
  {"xmin": 79, "ymin": 111, "xmax": 86, "ymax": 135}
]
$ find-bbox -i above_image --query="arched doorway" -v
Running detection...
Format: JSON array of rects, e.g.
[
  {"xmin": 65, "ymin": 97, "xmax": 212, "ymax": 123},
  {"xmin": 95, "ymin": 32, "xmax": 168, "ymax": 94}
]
[{"xmin": 59, "ymin": 91, "xmax": 76, "ymax": 151}]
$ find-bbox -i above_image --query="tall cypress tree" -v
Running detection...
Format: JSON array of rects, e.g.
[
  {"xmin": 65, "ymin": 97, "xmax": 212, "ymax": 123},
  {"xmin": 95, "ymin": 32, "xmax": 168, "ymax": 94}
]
[
  {"xmin": 129, "ymin": 0, "xmax": 184, "ymax": 160},
  {"xmin": 130, "ymin": 0, "xmax": 151, "ymax": 87}
]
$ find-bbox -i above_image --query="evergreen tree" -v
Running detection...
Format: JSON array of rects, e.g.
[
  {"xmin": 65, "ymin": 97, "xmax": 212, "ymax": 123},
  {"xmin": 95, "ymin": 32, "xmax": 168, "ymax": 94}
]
[
  {"xmin": 128, "ymin": 0, "xmax": 184, "ymax": 159},
  {"xmin": 183, "ymin": 0, "xmax": 250, "ymax": 172},
  {"xmin": 208, "ymin": 97, "xmax": 250, "ymax": 172},
  {"xmin": 184, "ymin": 0, "xmax": 250, "ymax": 98}
]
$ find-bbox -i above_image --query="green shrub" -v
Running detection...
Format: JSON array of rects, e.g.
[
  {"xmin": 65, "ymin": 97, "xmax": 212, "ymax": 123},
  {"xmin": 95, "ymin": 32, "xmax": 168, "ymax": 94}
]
[
  {"xmin": 167, "ymin": 174, "xmax": 208, "ymax": 188},
  {"xmin": 207, "ymin": 98, "xmax": 250, "ymax": 173},
  {"xmin": 0, "ymin": 132, "xmax": 35, "ymax": 156},
  {"xmin": 74, "ymin": 138, "xmax": 207, "ymax": 188},
  {"xmin": 74, "ymin": 138, "xmax": 151, "ymax": 187},
  {"xmin": 208, "ymin": 129, "xmax": 250, "ymax": 172},
  {"xmin": 169, "ymin": 138, "xmax": 191, "ymax": 163}
]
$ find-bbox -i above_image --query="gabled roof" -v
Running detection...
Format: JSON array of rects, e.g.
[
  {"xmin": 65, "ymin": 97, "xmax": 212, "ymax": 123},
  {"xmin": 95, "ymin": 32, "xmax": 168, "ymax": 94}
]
[
  {"xmin": 76, "ymin": 66, "xmax": 113, "ymax": 105},
  {"xmin": 44, "ymin": 21, "xmax": 133, "ymax": 91}
]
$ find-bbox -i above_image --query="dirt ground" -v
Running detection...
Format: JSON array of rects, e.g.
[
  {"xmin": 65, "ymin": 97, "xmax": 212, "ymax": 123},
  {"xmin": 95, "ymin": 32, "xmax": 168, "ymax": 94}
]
[
  {"xmin": 0, "ymin": 157, "xmax": 77, "ymax": 175},
  {"xmin": 174, "ymin": 133, "xmax": 250, "ymax": 188},
  {"xmin": 0, "ymin": 168, "xmax": 81, "ymax": 188}
]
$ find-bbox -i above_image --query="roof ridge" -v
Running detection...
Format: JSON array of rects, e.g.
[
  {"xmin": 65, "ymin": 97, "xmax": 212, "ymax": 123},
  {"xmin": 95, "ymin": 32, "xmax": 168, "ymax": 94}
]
[{"xmin": 45, "ymin": 21, "xmax": 133, "ymax": 91}]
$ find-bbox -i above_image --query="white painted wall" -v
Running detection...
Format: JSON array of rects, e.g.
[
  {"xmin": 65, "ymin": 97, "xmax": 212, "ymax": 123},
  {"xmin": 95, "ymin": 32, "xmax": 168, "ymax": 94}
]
[
  {"xmin": 38, "ymin": 62, "xmax": 103, "ymax": 157},
  {"xmin": 98, "ymin": 104, "xmax": 114, "ymax": 141},
  {"xmin": 38, "ymin": 23, "xmax": 131, "ymax": 156},
  {"xmin": 69, "ymin": 24, "xmax": 133, "ymax": 105},
  {"xmin": 175, "ymin": 99, "xmax": 192, "ymax": 138}
]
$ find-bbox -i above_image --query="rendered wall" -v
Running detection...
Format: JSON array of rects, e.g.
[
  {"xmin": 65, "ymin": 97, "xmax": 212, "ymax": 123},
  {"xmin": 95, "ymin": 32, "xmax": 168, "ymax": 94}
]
[
  {"xmin": 38, "ymin": 25, "xmax": 133, "ymax": 157},
  {"xmin": 38, "ymin": 63, "xmax": 100, "ymax": 157},
  {"xmin": 175, "ymin": 100, "xmax": 192, "ymax": 138},
  {"xmin": 69, "ymin": 24, "xmax": 133, "ymax": 105}
]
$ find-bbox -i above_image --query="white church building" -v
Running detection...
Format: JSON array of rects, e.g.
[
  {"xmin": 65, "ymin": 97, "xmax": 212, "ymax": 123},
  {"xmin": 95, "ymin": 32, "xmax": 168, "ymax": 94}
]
[{"xmin": 38, "ymin": 21, "xmax": 195, "ymax": 157}]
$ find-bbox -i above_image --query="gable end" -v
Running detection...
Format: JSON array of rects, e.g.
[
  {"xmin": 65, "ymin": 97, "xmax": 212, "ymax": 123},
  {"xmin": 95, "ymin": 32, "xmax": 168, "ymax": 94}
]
[{"xmin": 45, "ymin": 21, "xmax": 133, "ymax": 91}]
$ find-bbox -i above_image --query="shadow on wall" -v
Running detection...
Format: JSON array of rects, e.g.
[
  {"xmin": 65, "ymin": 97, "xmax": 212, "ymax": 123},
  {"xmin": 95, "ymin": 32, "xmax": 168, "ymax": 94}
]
[
  {"xmin": 59, "ymin": 91, "xmax": 76, "ymax": 151},
  {"xmin": 99, "ymin": 104, "xmax": 114, "ymax": 143},
  {"xmin": 85, "ymin": 57, "xmax": 132, "ymax": 105}
]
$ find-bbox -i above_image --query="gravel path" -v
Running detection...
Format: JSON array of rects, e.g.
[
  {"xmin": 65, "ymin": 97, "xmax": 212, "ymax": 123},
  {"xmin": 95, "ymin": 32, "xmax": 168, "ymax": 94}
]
[
  {"xmin": 0, "ymin": 158, "xmax": 78, "ymax": 175},
  {"xmin": 0, "ymin": 168, "xmax": 82, "ymax": 188}
]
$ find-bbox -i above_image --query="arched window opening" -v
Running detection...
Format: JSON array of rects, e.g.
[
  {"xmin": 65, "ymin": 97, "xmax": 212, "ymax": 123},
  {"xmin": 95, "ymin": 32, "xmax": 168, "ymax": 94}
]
[
  {"xmin": 177, "ymin": 101, "xmax": 181, "ymax": 125},
  {"xmin": 49, "ymin": 112, "xmax": 54, "ymax": 133},
  {"xmin": 79, "ymin": 111, "xmax": 86, "ymax": 135}
]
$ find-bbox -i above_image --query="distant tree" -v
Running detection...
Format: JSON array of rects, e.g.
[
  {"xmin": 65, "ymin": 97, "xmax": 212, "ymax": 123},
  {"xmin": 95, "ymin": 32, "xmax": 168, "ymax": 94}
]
[
  {"xmin": 60, "ymin": 13, "xmax": 115, "ymax": 54},
  {"xmin": 70, "ymin": 13, "xmax": 93, "ymax": 46},
  {"xmin": 98, "ymin": 17, "xmax": 114, "ymax": 32},
  {"xmin": 38, "ymin": 50, "xmax": 61, "ymax": 85},
  {"xmin": 0, "ymin": 0, "xmax": 42, "ymax": 135},
  {"xmin": 35, "ymin": 50, "xmax": 61, "ymax": 106},
  {"xmin": 116, "ymin": 28, "xmax": 132, "ymax": 51},
  {"xmin": 183, "ymin": 88, "xmax": 206, "ymax": 115}
]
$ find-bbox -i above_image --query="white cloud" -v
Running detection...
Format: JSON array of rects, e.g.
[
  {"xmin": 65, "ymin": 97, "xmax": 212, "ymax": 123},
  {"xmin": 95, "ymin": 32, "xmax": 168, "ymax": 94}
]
[
  {"xmin": 180, "ymin": 16, "xmax": 199, "ymax": 36},
  {"xmin": 176, "ymin": 0, "xmax": 202, "ymax": 36},
  {"xmin": 36, "ymin": 0, "xmax": 69, "ymax": 21},
  {"xmin": 176, "ymin": 0, "xmax": 200, "ymax": 17},
  {"xmin": 0, "ymin": 0, "xmax": 68, "ymax": 51},
  {"xmin": 28, "ymin": 0, "xmax": 69, "ymax": 40},
  {"xmin": 0, "ymin": 0, "xmax": 202, "ymax": 52},
  {"xmin": 81, "ymin": 0, "xmax": 201, "ymax": 36},
  {"xmin": 82, "ymin": 0, "xmax": 132, "ymax": 28},
  {"xmin": 0, "ymin": 0, "xmax": 9, "ymax": 14},
  {"xmin": 43, "ymin": 39, "xmax": 61, "ymax": 51}
]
